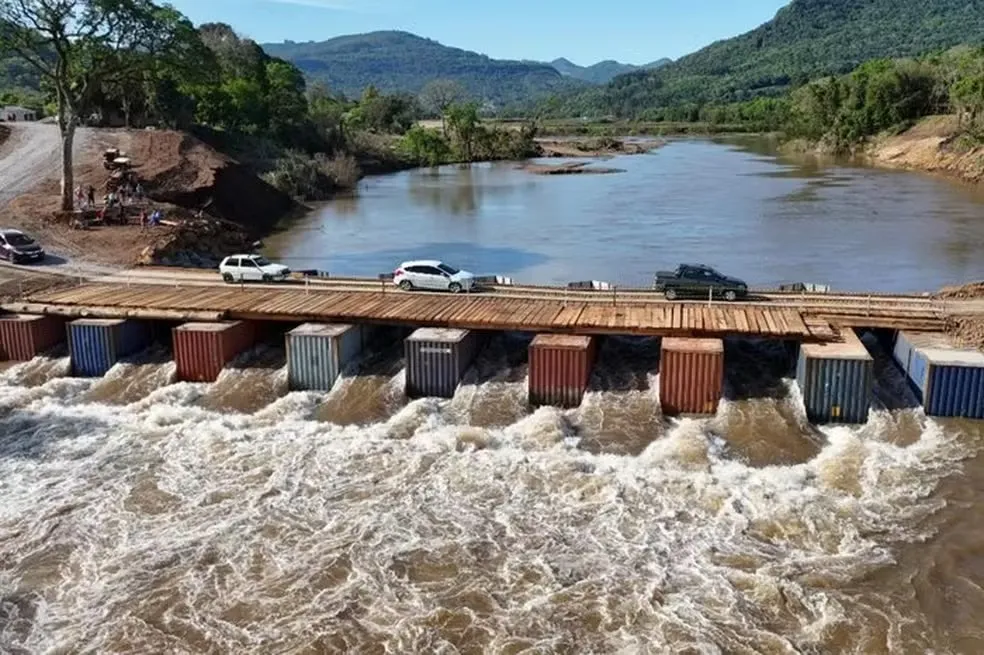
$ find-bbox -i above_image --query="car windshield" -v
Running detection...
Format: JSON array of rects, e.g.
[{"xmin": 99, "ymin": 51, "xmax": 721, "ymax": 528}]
[
  {"xmin": 437, "ymin": 263, "xmax": 459, "ymax": 275},
  {"xmin": 5, "ymin": 233, "xmax": 33, "ymax": 247},
  {"xmin": 252, "ymin": 257, "xmax": 271, "ymax": 267}
]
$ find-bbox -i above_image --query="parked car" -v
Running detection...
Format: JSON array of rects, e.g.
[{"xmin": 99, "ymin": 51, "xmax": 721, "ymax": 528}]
[
  {"xmin": 219, "ymin": 254, "xmax": 291, "ymax": 283},
  {"xmin": 0, "ymin": 229, "xmax": 45, "ymax": 264},
  {"xmin": 653, "ymin": 264, "xmax": 748, "ymax": 301},
  {"xmin": 394, "ymin": 260, "xmax": 476, "ymax": 293}
]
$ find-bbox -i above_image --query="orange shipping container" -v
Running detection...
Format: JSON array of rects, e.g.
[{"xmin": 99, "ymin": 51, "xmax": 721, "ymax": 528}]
[
  {"xmin": 660, "ymin": 337, "xmax": 724, "ymax": 416},
  {"xmin": 528, "ymin": 334, "xmax": 597, "ymax": 408},
  {"xmin": 0, "ymin": 314, "xmax": 65, "ymax": 361},
  {"xmin": 173, "ymin": 321, "xmax": 255, "ymax": 382}
]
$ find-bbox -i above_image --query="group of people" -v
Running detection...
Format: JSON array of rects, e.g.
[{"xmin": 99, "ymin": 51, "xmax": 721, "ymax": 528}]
[
  {"xmin": 73, "ymin": 180, "xmax": 145, "ymax": 211},
  {"xmin": 73, "ymin": 184, "xmax": 97, "ymax": 209}
]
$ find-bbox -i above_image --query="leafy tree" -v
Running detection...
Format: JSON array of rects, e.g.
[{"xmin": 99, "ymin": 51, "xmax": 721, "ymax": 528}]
[
  {"xmin": 445, "ymin": 102, "xmax": 480, "ymax": 160},
  {"xmin": 0, "ymin": 0, "xmax": 198, "ymax": 210},
  {"xmin": 419, "ymin": 78, "xmax": 465, "ymax": 134},
  {"xmin": 398, "ymin": 125, "xmax": 450, "ymax": 166}
]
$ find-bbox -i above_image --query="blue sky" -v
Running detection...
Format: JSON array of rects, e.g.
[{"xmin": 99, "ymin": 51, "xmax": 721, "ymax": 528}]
[{"xmin": 168, "ymin": 0, "xmax": 791, "ymax": 65}]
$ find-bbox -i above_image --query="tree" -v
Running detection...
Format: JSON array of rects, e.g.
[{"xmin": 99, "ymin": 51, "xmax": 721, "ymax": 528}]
[
  {"xmin": 0, "ymin": 0, "xmax": 197, "ymax": 210},
  {"xmin": 419, "ymin": 78, "xmax": 465, "ymax": 135},
  {"xmin": 398, "ymin": 125, "xmax": 450, "ymax": 166},
  {"xmin": 445, "ymin": 102, "xmax": 480, "ymax": 160}
]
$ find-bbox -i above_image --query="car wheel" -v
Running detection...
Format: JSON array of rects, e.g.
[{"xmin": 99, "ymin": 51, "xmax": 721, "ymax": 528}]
[
  {"xmin": 448, "ymin": 282, "xmax": 463, "ymax": 294},
  {"xmin": 723, "ymin": 290, "xmax": 737, "ymax": 302},
  {"xmin": 399, "ymin": 280, "xmax": 413, "ymax": 291},
  {"xmin": 262, "ymin": 274, "xmax": 272, "ymax": 283},
  {"xmin": 665, "ymin": 288, "xmax": 678, "ymax": 301},
  {"xmin": 222, "ymin": 273, "xmax": 234, "ymax": 283}
]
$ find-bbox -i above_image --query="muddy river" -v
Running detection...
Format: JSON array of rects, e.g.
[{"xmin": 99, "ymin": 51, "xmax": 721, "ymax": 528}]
[
  {"xmin": 2, "ymin": 139, "xmax": 984, "ymax": 653},
  {"xmin": 266, "ymin": 137, "xmax": 984, "ymax": 292}
]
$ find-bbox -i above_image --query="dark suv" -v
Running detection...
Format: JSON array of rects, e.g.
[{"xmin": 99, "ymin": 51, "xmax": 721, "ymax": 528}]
[
  {"xmin": 0, "ymin": 229, "xmax": 46, "ymax": 264},
  {"xmin": 653, "ymin": 264, "xmax": 748, "ymax": 301}
]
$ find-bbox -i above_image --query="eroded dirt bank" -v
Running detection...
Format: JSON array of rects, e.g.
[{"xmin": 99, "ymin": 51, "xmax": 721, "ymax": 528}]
[
  {"xmin": 866, "ymin": 116, "xmax": 984, "ymax": 184},
  {"xmin": 0, "ymin": 124, "xmax": 296, "ymax": 268}
]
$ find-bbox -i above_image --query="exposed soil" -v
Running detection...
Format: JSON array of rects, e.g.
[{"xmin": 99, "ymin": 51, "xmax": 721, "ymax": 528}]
[
  {"xmin": 937, "ymin": 280, "xmax": 984, "ymax": 300},
  {"xmin": 536, "ymin": 137, "xmax": 660, "ymax": 158},
  {"xmin": 519, "ymin": 161, "xmax": 625, "ymax": 175},
  {"xmin": 0, "ymin": 124, "xmax": 295, "ymax": 269},
  {"xmin": 945, "ymin": 316, "xmax": 984, "ymax": 350},
  {"xmin": 867, "ymin": 116, "xmax": 984, "ymax": 184}
]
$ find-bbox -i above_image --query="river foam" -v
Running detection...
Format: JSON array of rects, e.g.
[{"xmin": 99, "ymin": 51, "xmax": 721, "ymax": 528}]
[{"xmin": 0, "ymin": 350, "xmax": 977, "ymax": 653}]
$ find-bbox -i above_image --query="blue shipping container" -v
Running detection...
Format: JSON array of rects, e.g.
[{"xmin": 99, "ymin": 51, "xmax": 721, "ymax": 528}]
[
  {"xmin": 893, "ymin": 331, "xmax": 984, "ymax": 419},
  {"xmin": 796, "ymin": 331, "xmax": 873, "ymax": 424},
  {"xmin": 286, "ymin": 323, "xmax": 364, "ymax": 391},
  {"xmin": 68, "ymin": 318, "xmax": 151, "ymax": 377}
]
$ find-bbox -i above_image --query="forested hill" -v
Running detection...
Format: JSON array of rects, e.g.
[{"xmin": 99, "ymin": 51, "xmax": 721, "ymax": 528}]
[
  {"xmin": 595, "ymin": 0, "xmax": 984, "ymax": 116},
  {"xmin": 262, "ymin": 31, "xmax": 586, "ymax": 106},
  {"xmin": 549, "ymin": 57, "xmax": 672, "ymax": 84}
]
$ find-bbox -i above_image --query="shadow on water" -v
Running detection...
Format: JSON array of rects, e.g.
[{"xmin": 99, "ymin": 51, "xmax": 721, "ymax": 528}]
[
  {"xmin": 578, "ymin": 336, "xmax": 665, "ymax": 457},
  {"xmin": 450, "ymin": 333, "xmax": 532, "ymax": 429},
  {"xmin": 722, "ymin": 338, "xmax": 795, "ymax": 401},
  {"xmin": 717, "ymin": 338, "xmax": 823, "ymax": 467},
  {"xmin": 316, "ymin": 340, "xmax": 407, "ymax": 426}
]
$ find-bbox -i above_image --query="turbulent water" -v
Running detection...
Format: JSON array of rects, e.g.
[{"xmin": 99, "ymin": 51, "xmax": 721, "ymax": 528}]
[{"xmin": 1, "ymin": 337, "xmax": 983, "ymax": 654}]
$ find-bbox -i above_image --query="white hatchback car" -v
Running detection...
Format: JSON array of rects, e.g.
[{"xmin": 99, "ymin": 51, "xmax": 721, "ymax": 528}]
[
  {"xmin": 219, "ymin": 254, "xmax": 291, "ymax": 283},
  {"xmin": 393, "ymin": 260, "xmax": 476, "ymax": 293}
]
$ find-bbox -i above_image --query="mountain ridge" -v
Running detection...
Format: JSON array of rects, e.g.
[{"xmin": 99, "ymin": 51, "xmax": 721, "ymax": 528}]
[
  {"xmin": 593, "ymin": 0, "xmax": 984, "ymax": 115},
  {"xmin": 261, "ymin": 30, "xmax": 588, "ymax": 107}
]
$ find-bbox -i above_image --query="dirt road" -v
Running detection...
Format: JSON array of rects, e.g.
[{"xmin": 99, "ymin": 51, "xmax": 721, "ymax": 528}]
[{"xmin": 0, "ymin": 122, "xmax": 93, "ymax": 208}]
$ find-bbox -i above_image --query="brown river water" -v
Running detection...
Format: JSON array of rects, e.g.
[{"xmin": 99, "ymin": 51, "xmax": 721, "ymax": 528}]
[
  {"xmin": 1, "ymin": 139, "xmax": 984, "ymax": 653},
  {"xmin": 265, "ymin": 137, "xmax": 984, "ymax": 291}
]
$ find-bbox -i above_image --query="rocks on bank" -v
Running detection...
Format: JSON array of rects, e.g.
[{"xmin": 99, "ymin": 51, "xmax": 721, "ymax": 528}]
[{"xmin": 536, "ymin": 137, "xmax": 660, "ymax": 158}]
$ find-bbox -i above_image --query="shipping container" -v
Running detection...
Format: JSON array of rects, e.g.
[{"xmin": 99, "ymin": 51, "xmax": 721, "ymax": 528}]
[
  {"xmin": 660, "ymin": 337, "xmax": 724, "ymax": 416},
  {"xmin": 287, "ymin": 323, "xmax": 364, "ymax": 391},
  {"xmin": 796, "ymin": 330, "xmax": 873, "ymax": 424},
  {"xmin": 893, "ymin": 331, "xmax": 984, "ymax": 419},
  {"xmin": 173, "ymin": 321, "xmax": 255, "ymax": 382},
  {"xmin": 528, "ymin": 334, "xmax": 598, "ymax": 408},
  {"xmin": 405, "ymin": 328, "xmax": 482, "ymax": 399},
  {"xmin": 0, "ymin": 314, "xmax": 64, "ymax": 361},
  {"xmin": 68, "ymin": 318, "xmax": 151, "ymax": 377}
]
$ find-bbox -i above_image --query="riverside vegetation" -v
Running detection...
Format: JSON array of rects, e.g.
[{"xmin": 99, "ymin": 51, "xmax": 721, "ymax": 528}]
[{"xmin": 0, "ymin": 5, "xmax": 537, "ymax": 207}]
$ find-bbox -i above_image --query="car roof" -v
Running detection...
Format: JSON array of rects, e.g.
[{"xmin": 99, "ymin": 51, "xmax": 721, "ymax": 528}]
[
  {"xmin": 0, "ymin": 229, "xmax": 26, "ymax": 236},
  {"xmin": 401, "ymin": 259, "xmax": 445, "ymax": 267},
  {"xmin": 225, "ymin": 253, "xmax": 263, "ymax": 259}
]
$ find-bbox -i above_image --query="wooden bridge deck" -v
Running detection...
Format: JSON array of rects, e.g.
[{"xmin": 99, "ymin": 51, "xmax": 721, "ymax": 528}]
[{"xmin": 4, "ymin": 283, "xmax": 949, "ymax": 341}]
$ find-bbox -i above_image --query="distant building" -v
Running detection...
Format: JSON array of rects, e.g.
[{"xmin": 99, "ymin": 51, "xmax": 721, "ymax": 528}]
[{"xmin": 2, "ymin": 106, "xmax": 37, "ymax": 122}]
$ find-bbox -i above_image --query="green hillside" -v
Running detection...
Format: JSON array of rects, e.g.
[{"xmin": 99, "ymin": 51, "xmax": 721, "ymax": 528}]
[
  {"xmin": 549, "ymin": 57, "xmax": 671, "ymax": 84},
  {"xmin": 262, "ymin": 31, "xmax": 587, "ymax": 107},
  {"xmin": 595, "ymin": 0, "xmax": 984, "ymax": 116}
]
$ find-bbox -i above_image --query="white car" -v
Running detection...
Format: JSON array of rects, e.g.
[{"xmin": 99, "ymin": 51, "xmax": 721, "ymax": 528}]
[
  {"xmin": 219, "ymin": 254, "xmax": 291, "ymax": 283},
  {"xmin": 393, "ymin": 260, "xmax": 476, "ymax": 293}
]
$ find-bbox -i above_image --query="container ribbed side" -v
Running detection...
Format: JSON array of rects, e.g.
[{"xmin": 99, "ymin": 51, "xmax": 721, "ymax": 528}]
[
  {"xmin": 528, "ymin": 337, "xmax": 596, "ymax": 408},
  {"xmin": 405, "ymin": 331, "xmax": 480, "ymax": 399},
  {"xmin": 796, "ymin": 353, "xmax": 872, "ymax": 424},
  {"xmin": 68, "ymin": 321, "xmax": 120, "ymax": 377},
  {"xmin": 659, "ymin": 347, "xmax": 723, "ymax": 416},
  {"xmin": 287, "ymin": 325, "xmax": 364, "ymax": 392},
  {"xmin": 0, "ymin": 315, "xmax": 64, "ymax": 361},
  {"xmin": 173, "ymin": 322, "xmax": 254, "ymax": 383},
  {"xmin": 925, "ymin": 364, "xmax": 984, "ymax": 419}
]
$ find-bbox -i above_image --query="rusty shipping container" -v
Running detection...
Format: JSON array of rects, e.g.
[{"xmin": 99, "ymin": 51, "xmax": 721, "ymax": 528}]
[
  {"xmin": 173, "ymin": 321, "xmax": 255, "ymax": 382},
  {"xmin": 287, "ymin": 323, "xmax": 364, "ymax": 391},
  {"xmin": 796, "ymin": 329, "xmax": 873, "ymax": 424},
  {"xmin": 660, "ymin": 337, "xmax": 724, "ymax": 416},
  {"xmin": 405, "ymin": 328, "xmax": 482, "ymax": 399},
  {"xmin": 893, "ymin": 331, "xmax": 984, "ymax": 419},
  {"xmin": 528, "ymin": 334, "xmax": 598, "ymax": 408},
  {"xmin": 68, "ymin": 318, "xmax": 152, "ymax": 377},
  {"xmin": 0, "ymin": 314, "xmax": 64, "ymax": 361}
]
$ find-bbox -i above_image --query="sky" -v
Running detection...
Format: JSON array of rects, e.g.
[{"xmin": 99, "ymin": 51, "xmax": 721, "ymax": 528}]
[{"xmin": 167, "ymin": 0, "xmax": 792, "ymax": 65}]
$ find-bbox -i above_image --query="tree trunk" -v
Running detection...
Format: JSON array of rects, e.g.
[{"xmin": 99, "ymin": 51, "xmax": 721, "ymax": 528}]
[{"xmin": 59, "ymin": 119, "xmax": 75, "ymax": 211}]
